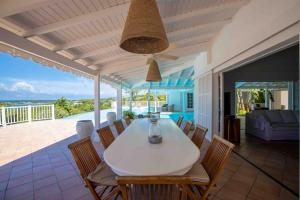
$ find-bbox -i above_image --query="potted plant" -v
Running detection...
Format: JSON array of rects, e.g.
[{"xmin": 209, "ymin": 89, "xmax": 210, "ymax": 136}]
[{"xmin": 123, "ymin": 110, "xmax": 135, "ymax": 119}]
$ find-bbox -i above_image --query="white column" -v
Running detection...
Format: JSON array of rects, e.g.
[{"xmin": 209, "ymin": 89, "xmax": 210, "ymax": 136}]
[
  {"xmin": 51, "ymin": 104, "xmax": 55, "ymax": 120},
  {"xmin": 94, "ymin": 74, "xmax": 101, "ymax": 130},
  {"xmin": 116, "ymin": 84, "xmax": 122, "ymax": 119},
  {"xmin": 28, "ymin": 105, "xmax": 32, "ymax": 123}
]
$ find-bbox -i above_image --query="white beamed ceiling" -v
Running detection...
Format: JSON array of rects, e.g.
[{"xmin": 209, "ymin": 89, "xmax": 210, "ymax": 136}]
[{"xmin": 0, "ymin": 0, "xmax": 249, "ymax": 87}]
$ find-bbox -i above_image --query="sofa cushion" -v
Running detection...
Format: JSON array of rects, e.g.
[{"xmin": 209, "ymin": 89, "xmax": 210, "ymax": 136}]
[
  {"xmin": 265, "ymin": 111, "xmax": 283, "ymax": 124},
  {"xmin": 272, "ymin": 123, "xmax": 299, "ymax": 128},
  {"xmin": 280, "ymin": 110, "xmax": 298, "ymax": 123},
  {"xmin": 271, "ymin": 123, "xmax": 299, "ymax": 131}
]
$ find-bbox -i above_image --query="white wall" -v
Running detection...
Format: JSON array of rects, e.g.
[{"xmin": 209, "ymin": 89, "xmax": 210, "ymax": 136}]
[
  {"xmin": 210, "ymin": 0, "xmax": 299, "ymax": 72},
  {"xmin": 167, "ymin": 90, "xmax": 182, "ymax": 112},
  {"xmin": 193, "ymin": 52, "xmax": 216, "ymax": 140}
]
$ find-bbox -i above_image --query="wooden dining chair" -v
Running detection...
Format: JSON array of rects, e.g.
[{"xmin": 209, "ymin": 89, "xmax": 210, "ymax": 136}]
[
  {"xmin": 182, "ymin": 121, "xmax": 193, "ymax": 135},
  {"xmin": 124, "ymin": 117, "xmax": 131, "ymax": 126},
  {"xmin": 114, "ymin": 120, "xmax": 125, "ymax": 135},
  {"xmin": 187, "ymin": 135, "xmax": 235, "ymax": 199},
  {"xmin": 176, "ymin": 116, "xmax": 184, "ymax": 127},
  {"xmin": 68, "ymin": 137, "xmax": 119, "ymax": 200},
  {"xmin": 97, "ymin": 126, "xmax": 115, "ymax": 149},
  {"xmin": 191, "ymin": 125, "xmax": 208, "ymax": 149},
  {"xmin": 117, "ymin": 176, "xmax": 199, "ymax": 200}
]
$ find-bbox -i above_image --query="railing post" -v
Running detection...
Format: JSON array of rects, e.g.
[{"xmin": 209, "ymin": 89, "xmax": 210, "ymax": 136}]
[
  {"xmin": 1, "ymin": 107, "xmax": 6, "ymax": 126},
  {"xmin": 28, "ymin": 105, "xmax": 32, "ymax": 123},
  {"xmin": 51, "ymin": 105, "xmax": 55, "ymax": 120}
]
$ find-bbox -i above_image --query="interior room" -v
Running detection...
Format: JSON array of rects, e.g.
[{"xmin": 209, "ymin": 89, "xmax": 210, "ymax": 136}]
[{"xmin": 223, "ymin": 44, "xmax": 299, "ymax": 195}]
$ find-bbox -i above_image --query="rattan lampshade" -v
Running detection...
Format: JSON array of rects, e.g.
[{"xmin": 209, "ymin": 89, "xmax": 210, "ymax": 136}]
[
  {"xmin": 146, "ymin": 60, "xmax": 162, "ymax": 82},
  {"xmin": 120, "ymin": 0, "xmax": 169, "ymax": 54}
]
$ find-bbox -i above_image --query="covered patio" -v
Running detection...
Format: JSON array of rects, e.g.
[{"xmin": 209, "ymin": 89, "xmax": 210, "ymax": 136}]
[
  {"xmin": 0, "ymin": 0, "xmax": 299, "ymax": 199},
  {"xmin": 0, "ymin": 120, "xmax": 297, "ymax": 200}
]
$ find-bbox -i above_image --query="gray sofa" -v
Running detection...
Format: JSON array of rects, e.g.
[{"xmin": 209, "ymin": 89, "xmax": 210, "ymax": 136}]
[{"xmin": 246, "ymin": 110, "xmax": 299, "ymax": 141}]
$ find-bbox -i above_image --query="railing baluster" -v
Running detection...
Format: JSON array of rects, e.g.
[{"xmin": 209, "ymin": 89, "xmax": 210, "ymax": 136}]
[
  {"xmin": 10, "ymin": 108, "xmax": 12, "ymax": 124},
  {"xmin": 17, "ymin": 107, "xmax": 19, "ymax": 122},
  {"xmin": 0, "ymin": 104, "xmax": 54, "ymax": 127}
]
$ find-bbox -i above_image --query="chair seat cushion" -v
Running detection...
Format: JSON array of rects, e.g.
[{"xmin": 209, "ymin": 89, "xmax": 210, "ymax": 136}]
[
  {"xmin": 185, "ymin": 162, "xmax": 210, "ymax": 184},
  {"xmin": 88, "ymin": 162, "xmax": 117, "ymax": 186}
]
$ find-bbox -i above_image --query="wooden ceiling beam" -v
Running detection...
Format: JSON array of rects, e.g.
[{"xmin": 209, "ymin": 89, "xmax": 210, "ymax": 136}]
[
  {"xmin": 89, "ymin": 39, "xmax": 209, "ymax": 68},
  {"xmin": 22, "ymin": 0, "xmax": 246, "ymax": 38},
  {"xmin": 0, "ymin": 0, "xmax": 61, "ymax": 18},
  {"xmin": 100, "ymin": 55, "xmax": 197, "ymax": 76},
  {"xmin": 74, "ymin": 32, "xmax": 213, "ymax": 61},
  {"xmin": 58, "ymin": 18, "xmax": 229, "ymax": 52},
  {"xmin": 23, "ymin": 3, "xmax": 129, "ymax": 37}
]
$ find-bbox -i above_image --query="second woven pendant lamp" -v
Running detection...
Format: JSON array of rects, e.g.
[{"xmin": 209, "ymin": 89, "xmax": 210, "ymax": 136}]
[
  {"xmin": 120, "ymin": 0, "xmax": 169, "ymax": 54},
  {"xmin": 146, "ymin": 59, "xmax": 162, "ymax": 82}
]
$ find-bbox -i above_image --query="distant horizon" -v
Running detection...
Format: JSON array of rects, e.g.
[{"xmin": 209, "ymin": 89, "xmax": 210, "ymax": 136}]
[
  {"xmin": 0, "ymin": 97, "xmax": 116, "ymax": 102},
  {"xmin": 0, "ymin": 53, "xmax": 117, "ymax": 100}
]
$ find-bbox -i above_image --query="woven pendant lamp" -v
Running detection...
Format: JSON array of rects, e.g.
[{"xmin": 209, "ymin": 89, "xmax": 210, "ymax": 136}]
[
  {"xmin": 146, "ymin": 60, "xmax": 162, "ymax": 82},
  {"xmin": 120, "ymin": 0, "xmax": 169, "ymax": 54}
]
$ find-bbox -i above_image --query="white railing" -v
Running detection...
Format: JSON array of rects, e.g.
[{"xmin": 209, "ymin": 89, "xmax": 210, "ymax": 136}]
[{"xmin": 0, "ymin": 104, "xmax": 55, "ymax": 127}]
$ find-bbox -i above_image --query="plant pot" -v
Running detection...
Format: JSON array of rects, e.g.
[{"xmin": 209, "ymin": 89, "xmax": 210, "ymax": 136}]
[
  {"xmin": 76, "ymin": 120, "xmax": 94, "ymax": 139},
  {"xmin": 106, "ymin": 112, "xmax": 116, "ymax": 125}
]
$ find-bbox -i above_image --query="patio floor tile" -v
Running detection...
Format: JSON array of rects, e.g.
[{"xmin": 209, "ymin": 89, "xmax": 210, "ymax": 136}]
[
  {"xmin": 5, "ymin": 182, "xmax": 33, "ymax": 199},
  {"xmin": 10, "ymin": 168, "xmax": 32, "ymax": 179},
  {"xmin": 0, "ymin": 174, "xmax": 10, "ymax": 183},
  {"xmin": 58, "ymin": 176, "xmax": 84, "ymax": 191},
  {"xmin": 34, "ymin": 183, "xmax": 62, "ymax": 200},
  {"xmin": 7, "ymin": 174, "xmax": 33, "ymax": 189},
  {"xmin": 62, "ymin": 184, "xmax": 89, "ymax": 200},
  {"xmin": 33, "ymin": 169, "xmax": 55, "ymax": 181},
  {"xmin": 33, "ymin": 175, "xmax": 57, "ymax": 190},
  {"xmin": 0, "ymin": 182, "xmax": 7, "ymax": 192}
]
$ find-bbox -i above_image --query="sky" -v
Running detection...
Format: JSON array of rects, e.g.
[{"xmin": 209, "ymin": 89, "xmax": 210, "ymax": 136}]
[{"xmin": 0, "ymin": 53, "xmax": 117, "ymax": 100}]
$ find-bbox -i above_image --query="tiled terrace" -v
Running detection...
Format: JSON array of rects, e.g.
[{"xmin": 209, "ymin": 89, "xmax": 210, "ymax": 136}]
[{"xmin": 0, "ymin": 120, "xmax": 298, "ymax": 200}]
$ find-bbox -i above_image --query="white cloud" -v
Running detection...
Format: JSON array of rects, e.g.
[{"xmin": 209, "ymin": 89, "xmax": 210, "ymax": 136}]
[
  {"xmin": 0, "ymin": 83, "xmax": 7, "ymax": 91},
  {"xmin": 11, "ymin": 81, "xmax": 35, "ymax": 92},
  {"xmin": 0, "ymin": 78, "xmax": 118, "ymax": 99}
]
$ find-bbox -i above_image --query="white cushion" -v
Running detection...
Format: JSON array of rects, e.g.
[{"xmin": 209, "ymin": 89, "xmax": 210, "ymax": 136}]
[
  {"xmin": 87, "ymin": 162, "xmax": 117, "ymax": 186},
  {"xmin": 265, "ymin": 111, "xmax": 283, "ymax": 124},
  {"xmin": 280, "ymin": 110, "xmax": 298, "ymax": 123},
  {"xmin": 185, "ymin": 162, "xmax": 210, "ymax": 183}
]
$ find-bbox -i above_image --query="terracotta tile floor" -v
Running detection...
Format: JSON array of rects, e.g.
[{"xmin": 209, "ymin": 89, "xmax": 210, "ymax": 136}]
[
  {"xmin": 0, "ymin": 120, "xmax": 298, "ymax": 200},
  {"xmin": 235, "ymin": 116, "xmax": 299, "ymax": 195}
]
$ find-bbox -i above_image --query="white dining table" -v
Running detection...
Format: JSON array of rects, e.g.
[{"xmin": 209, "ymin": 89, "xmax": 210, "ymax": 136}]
[{"xmin": 103, "ymin": 118, "xmax": 200, "ymax": 176}]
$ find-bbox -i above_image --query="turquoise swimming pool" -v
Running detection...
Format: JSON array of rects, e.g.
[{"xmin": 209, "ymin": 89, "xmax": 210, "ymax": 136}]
[
  {"xmin": 64, "ymin": 110, "xmax": 194, "ymax": 122},
  {"xmin": 160, "ymin": 112, "xmax": 194, "ymax": 121}
]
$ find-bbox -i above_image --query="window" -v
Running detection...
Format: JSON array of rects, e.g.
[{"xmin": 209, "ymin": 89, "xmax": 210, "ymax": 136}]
[{"xmin": 187, "ymin": 93, "xmax": 193, "ymax": 109}]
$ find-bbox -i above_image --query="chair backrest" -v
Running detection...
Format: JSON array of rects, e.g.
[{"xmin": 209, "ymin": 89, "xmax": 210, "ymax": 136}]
[
  {"xmin": 97, "ymin": 126, "xmax": 115, "ymax": 149},
  {"xmin": 117, "ymin": 176, "xmax": 198, "ymax": 200},
  {"xmin": 202, "ymin": 135, "xmax": 235, "ymax": 182},
  {"xmin": 68, "ymin": 137, "xmax": 101, "ymax": 179},
  {"xmin": 191, "ymin": 125, "xmax": 208, "ymax": 149},
  {"xmin": 176, "ymin": 116, "xmax": 184, "ymax": 127},
  {"xmin": 182, "ymin": 121, "xmax": 193, "ymax": 135},
  {"xmin": 114, "ymin": 120, "xmax": 125, "ymax": 135},
  {"xmin": 125, "ymin": 117, "xmax": 131, "ymax": 126}
]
